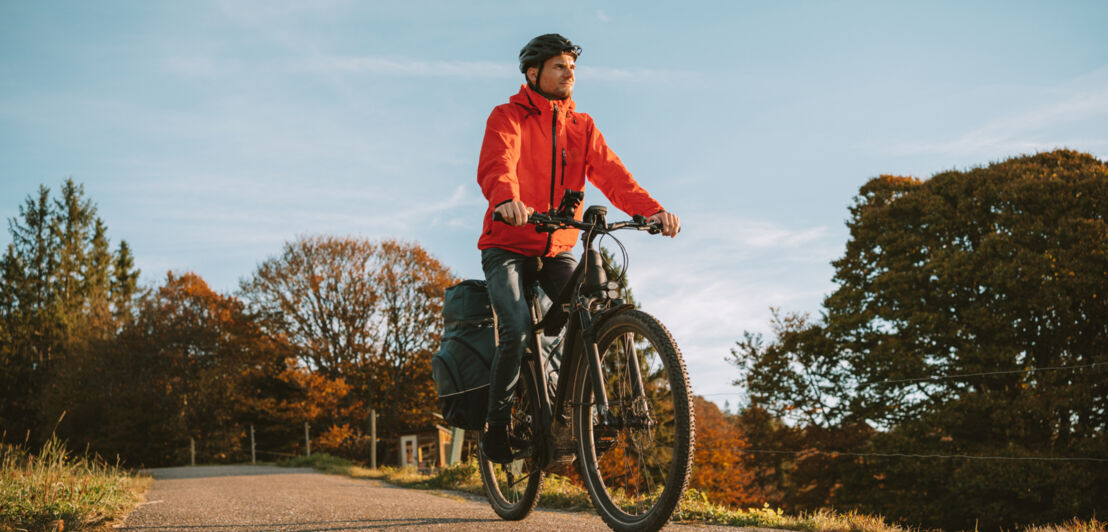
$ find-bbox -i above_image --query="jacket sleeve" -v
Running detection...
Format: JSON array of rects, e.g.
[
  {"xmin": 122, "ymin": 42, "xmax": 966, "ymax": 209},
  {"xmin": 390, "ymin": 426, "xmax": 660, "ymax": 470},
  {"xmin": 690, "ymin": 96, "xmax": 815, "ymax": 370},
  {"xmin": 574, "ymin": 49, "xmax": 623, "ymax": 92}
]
[
  {"xmin": 584, "ymin": 119, "xmax": 664, "ymax": 217},
  {"xmin": 477, "ymin": 106, "xmax": 522, "ymax": 208}
]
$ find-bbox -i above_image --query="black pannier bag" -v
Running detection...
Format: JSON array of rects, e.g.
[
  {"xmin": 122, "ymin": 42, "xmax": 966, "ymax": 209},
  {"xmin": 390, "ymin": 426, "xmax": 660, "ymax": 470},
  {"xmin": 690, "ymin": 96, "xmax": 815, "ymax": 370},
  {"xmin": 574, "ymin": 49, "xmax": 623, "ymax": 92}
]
[{"xmin": 432, "ymin": 280, "xmax": 496, "ymax": 430}]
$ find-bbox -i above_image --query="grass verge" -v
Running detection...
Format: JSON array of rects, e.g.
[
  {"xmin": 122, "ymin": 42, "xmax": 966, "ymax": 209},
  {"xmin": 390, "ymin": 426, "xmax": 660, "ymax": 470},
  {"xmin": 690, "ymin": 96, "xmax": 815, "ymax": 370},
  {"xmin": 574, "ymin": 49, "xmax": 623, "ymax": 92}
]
[
  {"xmin": 277, "ymin": 453, "xmax": 912, "ymax": 530},
  {"xmin": 280, "ymin": 453, "xmax": 1106, "ymax": 531},
  {"xmin": 1, "ymin": 436, "xmax": 151, "ymax": 531}
]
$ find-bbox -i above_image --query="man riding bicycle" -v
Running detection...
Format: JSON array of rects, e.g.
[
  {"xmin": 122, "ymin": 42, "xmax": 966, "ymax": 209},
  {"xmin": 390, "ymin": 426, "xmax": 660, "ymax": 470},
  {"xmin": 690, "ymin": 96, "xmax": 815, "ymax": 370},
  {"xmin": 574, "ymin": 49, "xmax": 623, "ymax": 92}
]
[{"xmin": 478, "ymin": 33, "xmax": 680, "ymax": 463}]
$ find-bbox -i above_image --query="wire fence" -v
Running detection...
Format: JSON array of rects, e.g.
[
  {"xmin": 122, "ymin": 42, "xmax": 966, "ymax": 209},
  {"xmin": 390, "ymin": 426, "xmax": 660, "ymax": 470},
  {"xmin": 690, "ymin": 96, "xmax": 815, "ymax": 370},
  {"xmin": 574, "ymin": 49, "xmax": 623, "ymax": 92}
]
[
  {"xmin": 882, "ymin": 361, "xmax": 1107, "ymax": 384},
  {"xmin": 708, "ymin": 360, "xmax": 1106, "ymax": 392},
  {"xmin": 735, "ymin": 448, "xmax": 1108, "ymax": 463},
  {"xmin": 700, "ymin": 361, "xmax": 1107, "ymax": 464},
  {"xmin": 177, "ymin": 411, "xmax": 413, "ymax": 468}
]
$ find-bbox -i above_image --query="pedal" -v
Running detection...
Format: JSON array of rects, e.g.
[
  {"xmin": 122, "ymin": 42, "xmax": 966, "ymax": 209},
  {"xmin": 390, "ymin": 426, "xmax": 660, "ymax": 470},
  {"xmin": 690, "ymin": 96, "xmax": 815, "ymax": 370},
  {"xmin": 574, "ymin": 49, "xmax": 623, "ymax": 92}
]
[
  {"xmin": 511, "ymin": 447, "xmax": 533, "ymax": 460},
  {"xmin": 553, "ymin": 446, "xmax": 577, "ymax": 464},
  {"xmin": 594, "ymin": 425, "xmax": 619, "ymax": 455},
  {"xmin": 508, "ymin": 435, "xmax": 533, "ymax": 460}
]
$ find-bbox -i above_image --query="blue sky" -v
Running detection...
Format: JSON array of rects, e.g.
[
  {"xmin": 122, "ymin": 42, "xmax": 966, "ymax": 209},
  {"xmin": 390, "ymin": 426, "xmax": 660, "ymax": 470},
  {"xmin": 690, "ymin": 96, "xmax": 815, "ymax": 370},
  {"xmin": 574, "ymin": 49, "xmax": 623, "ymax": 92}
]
[{"xmin": 2, "ymin": 1, "xmax": 1106, "ymax": 404}]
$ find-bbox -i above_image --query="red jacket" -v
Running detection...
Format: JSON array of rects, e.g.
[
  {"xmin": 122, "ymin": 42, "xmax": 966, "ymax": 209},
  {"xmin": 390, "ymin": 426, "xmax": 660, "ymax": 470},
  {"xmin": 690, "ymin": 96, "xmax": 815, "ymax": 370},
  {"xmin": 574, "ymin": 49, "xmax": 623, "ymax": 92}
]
[{"xmin": 477, "ymin": 84, "xmax": 664, "ymax": 257}]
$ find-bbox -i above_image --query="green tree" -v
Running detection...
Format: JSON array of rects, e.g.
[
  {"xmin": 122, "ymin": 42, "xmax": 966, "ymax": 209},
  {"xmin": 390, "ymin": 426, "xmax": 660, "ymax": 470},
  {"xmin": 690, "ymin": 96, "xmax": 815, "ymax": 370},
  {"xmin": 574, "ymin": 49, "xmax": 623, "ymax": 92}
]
[
  {"xmin": 731, "ymin": 150, "xmax": 1108, "ymax": 529},
  {"xmin": 0, "ymin": 180, "xmax": 140, "ymax": 444},
  {"xmin": 111, "ymin": 240, "xmax": 139, "ymax": 323}
]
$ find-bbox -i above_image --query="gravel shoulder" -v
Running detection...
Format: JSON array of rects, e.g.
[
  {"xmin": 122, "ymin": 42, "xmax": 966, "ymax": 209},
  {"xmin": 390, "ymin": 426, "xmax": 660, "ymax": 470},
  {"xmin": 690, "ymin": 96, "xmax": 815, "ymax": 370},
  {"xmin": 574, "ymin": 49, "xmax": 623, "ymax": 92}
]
[{"xmin": 119, "ymin": 464, "xmax": 744, "ymax": 531}]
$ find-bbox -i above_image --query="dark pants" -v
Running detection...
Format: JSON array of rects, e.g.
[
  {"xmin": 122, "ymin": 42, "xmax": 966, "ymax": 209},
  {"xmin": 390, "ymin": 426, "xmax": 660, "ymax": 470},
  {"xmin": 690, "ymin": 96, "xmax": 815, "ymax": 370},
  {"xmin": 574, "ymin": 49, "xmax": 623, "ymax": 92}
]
[{"xmin": 481, "ymin": 247, "xmax": 577, "ymax": 426}]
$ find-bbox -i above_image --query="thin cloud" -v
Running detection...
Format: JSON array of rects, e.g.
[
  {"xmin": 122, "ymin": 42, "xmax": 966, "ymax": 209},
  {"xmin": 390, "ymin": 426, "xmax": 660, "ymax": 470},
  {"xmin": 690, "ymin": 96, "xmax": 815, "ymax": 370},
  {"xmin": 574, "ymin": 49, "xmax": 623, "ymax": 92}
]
[
  {"xmin": 630, "ymin": 248, "xmax": 836, "ymax": 400},
  {"xmin": 216, "ymin": 0, "xmax": 355, "ymax": 25},
  {"xmin": 865, "ymin": 70, "xmax": 1108, "ymax": 158},
  {"xmin": 294, "ymin": 56, "xmax": 517, "ymax": 78},
  {"xmin": 669, "ymin": 213, "xmax": 833, "ymax": 254},
  {"xmin": 163, "ymin": 56, "xmax": 229, "ymax": 78},
  {"xmin": 163, "ymin": 51, "xmax": 698, "ymax": 84},
  {"xmin": 608, "ymin": 212, "xmax": 841, "ymax": 399},
  {"xmin": 289, "ymin": 54, "xmax": 697, "ymax": 83},
  {"xmin": 578, "ymin": 65, "xmax": 699, "ymax": 83},
  {"xmin": 896, "ymin": 90, "xmax": 1108, "ymax": 156}
]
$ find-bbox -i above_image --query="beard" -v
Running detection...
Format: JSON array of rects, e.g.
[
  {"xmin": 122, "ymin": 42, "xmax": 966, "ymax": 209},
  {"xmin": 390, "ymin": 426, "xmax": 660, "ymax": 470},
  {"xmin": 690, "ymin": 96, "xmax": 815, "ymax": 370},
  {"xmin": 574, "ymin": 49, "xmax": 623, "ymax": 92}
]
[{"xmin": 541, "ymin": 82, "xmax": 573, "ymax": 100}]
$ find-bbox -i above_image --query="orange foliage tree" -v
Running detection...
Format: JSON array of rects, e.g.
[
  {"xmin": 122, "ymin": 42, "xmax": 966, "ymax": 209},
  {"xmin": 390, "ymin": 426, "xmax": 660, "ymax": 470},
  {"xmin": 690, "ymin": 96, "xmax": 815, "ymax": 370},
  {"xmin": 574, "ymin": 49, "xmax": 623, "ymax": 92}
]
[
  {"xmin": 58, "ymin": 271, "xmax": 343, "ymax": 466},
  {"xmin": 240, "ymin": 236, "xmax": 456, "ymax": 455},
  {"xmin": 688, "ymin": 396, "xmax": 762, "ymax": 507}
]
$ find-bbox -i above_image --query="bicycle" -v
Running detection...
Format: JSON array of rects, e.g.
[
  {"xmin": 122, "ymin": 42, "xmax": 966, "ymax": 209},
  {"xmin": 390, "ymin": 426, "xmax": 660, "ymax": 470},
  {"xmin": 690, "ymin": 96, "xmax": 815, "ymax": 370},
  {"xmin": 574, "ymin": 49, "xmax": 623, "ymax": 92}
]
[{"xmin": 481, "ymin": 195, "xmax": 694, "ymax": 532}]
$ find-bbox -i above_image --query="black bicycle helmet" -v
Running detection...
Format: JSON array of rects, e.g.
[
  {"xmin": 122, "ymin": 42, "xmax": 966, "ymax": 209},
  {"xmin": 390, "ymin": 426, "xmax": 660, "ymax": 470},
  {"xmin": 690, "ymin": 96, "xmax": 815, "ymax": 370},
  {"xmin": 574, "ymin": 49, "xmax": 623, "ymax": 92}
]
[{"xmin": 518, "ymin": 33, "xmax": 582, "ymax": 74}]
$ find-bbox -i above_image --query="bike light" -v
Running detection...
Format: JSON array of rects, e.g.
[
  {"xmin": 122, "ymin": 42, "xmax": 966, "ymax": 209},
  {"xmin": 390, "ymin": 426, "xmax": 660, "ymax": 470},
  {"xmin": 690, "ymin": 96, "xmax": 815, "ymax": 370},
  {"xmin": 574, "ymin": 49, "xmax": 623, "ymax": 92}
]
[{"xmin": 605, "ymin": 281, "xmax": 621, "ymax": 299}]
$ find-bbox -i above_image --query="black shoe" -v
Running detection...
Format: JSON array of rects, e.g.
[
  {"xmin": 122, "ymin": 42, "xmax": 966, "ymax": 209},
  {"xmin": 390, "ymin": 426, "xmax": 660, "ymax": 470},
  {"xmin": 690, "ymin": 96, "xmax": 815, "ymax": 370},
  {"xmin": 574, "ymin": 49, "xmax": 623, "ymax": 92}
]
[{"xmin": 481, "ymin": 423, "xmax": 514, "ymax": 464}]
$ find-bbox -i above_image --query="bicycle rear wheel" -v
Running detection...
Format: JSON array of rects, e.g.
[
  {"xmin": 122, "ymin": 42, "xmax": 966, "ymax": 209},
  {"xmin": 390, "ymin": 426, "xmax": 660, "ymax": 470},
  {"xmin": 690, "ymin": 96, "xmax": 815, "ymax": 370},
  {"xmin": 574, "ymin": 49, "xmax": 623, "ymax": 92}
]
[
  {"xmin": 574, "ymin": 309, "xmax": 694, "ymax": 532},
  {"xmin": 478, "ymin": 364, "xmax": 544, "ymax": 520}
]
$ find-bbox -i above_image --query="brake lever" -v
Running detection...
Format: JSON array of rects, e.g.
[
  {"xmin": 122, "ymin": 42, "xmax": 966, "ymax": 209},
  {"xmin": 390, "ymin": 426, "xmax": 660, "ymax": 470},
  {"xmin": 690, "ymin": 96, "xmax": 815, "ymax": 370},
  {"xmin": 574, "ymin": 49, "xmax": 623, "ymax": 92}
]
[{"xmin": 632, "ymin": 214, "xmax": 663, "ymax": 235}]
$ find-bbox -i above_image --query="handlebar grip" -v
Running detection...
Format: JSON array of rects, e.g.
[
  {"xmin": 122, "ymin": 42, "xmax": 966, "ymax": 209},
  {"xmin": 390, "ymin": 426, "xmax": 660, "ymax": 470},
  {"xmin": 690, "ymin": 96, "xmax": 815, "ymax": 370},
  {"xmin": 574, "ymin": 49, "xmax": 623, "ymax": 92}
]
[{"xmin": 493, "ymin": 211, "xmax": 536, "ymax": 226}]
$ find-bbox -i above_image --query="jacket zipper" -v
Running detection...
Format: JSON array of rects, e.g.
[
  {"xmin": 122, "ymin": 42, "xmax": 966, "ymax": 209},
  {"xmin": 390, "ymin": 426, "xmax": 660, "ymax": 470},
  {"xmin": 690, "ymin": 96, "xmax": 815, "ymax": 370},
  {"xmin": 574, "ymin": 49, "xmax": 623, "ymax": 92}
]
[
  {"xmin": 561, "ymin": 148, "xmax": 567, "ymax": 186},
  {"xmin": 549, "ymin": 104, "xmax": 558, "ymax": 211},
  {"xmin": 541, "ymin": 104, "xmax": 560, "ymax": 256}
]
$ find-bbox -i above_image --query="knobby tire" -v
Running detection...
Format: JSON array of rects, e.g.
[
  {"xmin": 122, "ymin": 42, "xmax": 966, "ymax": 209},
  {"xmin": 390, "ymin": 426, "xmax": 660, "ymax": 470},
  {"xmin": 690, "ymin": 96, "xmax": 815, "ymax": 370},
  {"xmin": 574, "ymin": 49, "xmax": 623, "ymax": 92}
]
[
  {"xmin": 574, "ymin": 309, "xmax": 695, "ymax": 532},
  {"xmin": 478, "ymin": 362, "xmax": 544, "ymax": 520}
]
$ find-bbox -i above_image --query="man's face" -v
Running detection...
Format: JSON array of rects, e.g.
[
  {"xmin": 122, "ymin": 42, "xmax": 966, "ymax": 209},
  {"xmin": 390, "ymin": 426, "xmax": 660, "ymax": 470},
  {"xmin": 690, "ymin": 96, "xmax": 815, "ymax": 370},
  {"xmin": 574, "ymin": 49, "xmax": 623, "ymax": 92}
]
[{"xmin": 529, "ymin": 53, "xmax": 575, "ymax": 99}]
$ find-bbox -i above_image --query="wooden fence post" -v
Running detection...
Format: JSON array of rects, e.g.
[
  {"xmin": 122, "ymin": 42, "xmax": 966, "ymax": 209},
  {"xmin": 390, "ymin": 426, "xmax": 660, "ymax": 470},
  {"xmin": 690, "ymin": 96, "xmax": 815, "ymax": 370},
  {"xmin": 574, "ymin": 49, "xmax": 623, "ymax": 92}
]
[
  {"xmin": 250, "ymin": 425, "xmax": 256, "ymax": 465},
  {"xmin": 305, "ymin": 422, "xmax": 311, "ymax": 457},
  {"xmin": 370, "ymin": 409, "xmax": 377, "ymax": 469},
  {"xmin": 190, "ymin": 437, "xmax": 195, "ymax": 466}
]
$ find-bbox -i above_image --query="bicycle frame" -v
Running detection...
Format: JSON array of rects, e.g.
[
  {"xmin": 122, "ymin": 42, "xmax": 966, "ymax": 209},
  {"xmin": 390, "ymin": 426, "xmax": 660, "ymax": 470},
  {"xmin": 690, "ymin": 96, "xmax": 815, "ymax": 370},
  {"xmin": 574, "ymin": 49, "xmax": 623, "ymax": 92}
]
[
  {"xmin": 483, "ymin": 202, "xmax": 690, "ymax": 531},
  {"xmin": 515, "ymin": 205, "xmax": 649, "ymax": 468}
]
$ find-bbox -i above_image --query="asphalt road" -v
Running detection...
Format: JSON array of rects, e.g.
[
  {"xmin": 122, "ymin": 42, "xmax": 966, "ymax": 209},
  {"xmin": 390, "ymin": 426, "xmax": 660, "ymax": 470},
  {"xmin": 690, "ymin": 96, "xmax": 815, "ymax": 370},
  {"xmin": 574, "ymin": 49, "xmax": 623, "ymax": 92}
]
[{"xmin": 119, "ymin": 465, "xmax": 746, "ymax": 531}]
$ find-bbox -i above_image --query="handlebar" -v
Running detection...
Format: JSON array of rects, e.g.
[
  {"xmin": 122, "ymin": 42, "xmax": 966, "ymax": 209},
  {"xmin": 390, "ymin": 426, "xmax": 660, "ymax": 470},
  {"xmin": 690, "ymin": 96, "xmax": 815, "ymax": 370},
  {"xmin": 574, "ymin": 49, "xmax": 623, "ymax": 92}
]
[{"xmin": 493, "ymin": 209, "xmax": 664, "ymax": 235}]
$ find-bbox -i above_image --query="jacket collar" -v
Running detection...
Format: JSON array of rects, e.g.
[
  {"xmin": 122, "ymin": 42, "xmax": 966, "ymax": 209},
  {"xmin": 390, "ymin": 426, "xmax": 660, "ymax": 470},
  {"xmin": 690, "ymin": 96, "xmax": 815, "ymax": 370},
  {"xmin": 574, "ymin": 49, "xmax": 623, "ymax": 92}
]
[{"xmin": 509, "ymin": 84, "xmax": 576, "ymax": 115}]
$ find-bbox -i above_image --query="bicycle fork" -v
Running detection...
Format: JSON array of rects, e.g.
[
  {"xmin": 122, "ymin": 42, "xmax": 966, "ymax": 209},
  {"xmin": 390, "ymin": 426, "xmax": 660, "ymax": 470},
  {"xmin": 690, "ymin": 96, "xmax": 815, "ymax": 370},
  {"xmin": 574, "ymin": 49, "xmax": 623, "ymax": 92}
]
[
  {"xmin": 579, "ymin": 309, "xmax": 655, "ymax": 431},
  {"xmin": 578, "ymin": 309, "xmax": 615, "ymax": 425}
]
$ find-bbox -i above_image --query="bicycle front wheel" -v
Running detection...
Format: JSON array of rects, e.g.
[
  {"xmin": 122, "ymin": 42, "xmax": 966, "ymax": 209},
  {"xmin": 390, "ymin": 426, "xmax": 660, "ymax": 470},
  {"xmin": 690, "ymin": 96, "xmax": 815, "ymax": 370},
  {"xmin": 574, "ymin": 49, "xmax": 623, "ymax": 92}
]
[
  {"xmin": 478, "ymin": 364, "xmax": 544, "ymax": 520},
  {"xmin": 574, "ymin": 309, "xmax": 695, "ymax": 532}
]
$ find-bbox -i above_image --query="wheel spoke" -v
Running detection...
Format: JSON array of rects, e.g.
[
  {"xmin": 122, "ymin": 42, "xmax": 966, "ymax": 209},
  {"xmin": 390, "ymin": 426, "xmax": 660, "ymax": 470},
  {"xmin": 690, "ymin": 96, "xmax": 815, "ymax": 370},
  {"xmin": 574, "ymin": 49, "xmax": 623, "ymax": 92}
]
[
  {"xmin": 577, "ymin": 310, "xmax": 692, "ymax": 531},
  {"xmin": 479, "ymin": 366, "xmax": 544, "ymax": 520},
  {"xmin": 505, "ymin": 471, "xmax": 530, "ymax": 490}
]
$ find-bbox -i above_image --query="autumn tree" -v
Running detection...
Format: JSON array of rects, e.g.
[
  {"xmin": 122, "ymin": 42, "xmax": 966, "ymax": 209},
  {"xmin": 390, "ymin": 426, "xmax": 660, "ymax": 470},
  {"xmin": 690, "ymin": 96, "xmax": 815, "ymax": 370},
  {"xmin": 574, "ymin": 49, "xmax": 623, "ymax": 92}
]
[
  {"xmin": 239, "ymin": 236, "xmax": 456, "ymax": 448},
  {"xmin": 731, "ymin": 150, "xmax": 1108, "ymax": 529},
  {"xmin": 63, "ymin": 271, "xmax": 341, "ymax": 466},
  {"xmin": 687, "ymin": 397, "xmax": 761, "ymax": 507}
]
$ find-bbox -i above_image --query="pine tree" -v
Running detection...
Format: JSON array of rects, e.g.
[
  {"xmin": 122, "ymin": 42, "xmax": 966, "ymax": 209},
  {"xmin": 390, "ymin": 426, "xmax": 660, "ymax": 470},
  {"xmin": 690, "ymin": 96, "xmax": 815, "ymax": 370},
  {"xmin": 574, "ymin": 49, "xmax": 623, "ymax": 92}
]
[
  {"xmin": 1, "ymin": 180, "xmax": 140, "ymax": 444},
  {"xmin": 111, "ymin": 240, "xmax": 140, "ymax": 323}
]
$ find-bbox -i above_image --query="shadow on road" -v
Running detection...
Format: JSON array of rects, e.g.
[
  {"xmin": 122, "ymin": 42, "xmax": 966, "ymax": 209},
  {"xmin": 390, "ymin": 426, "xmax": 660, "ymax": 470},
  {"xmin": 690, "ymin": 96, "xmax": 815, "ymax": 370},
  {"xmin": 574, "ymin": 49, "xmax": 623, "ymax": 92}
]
[
  {"xmin": 122, "ymin": 516, "xmax": 497, "ymax": 530},
  {"xmin": 143, "ymin": 464, "xmax": 316, "ymax": 480}
]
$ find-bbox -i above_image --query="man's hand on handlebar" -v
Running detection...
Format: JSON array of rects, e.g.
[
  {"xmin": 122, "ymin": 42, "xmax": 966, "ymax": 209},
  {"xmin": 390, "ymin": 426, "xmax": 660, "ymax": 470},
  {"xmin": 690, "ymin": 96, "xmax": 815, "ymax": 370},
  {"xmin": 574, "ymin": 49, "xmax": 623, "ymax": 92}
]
[
  {"xmin": 495, "ymin": 200, "xmax": 534, "ymax": 226},
  {"xmin": 493, "ymin": 202, "xmax": 679, "ymax": 237},
  {"xmin": 648, "ymin": 211, "xmax": 680, "ymax": 237}
]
